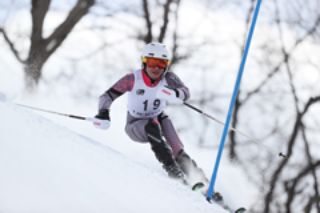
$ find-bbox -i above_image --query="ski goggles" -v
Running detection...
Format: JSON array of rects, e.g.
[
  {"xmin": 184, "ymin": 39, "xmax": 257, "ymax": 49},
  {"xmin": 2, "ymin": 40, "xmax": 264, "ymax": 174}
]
[{"xmin": 145, "ymin": 57, "xmax": 169, "ymax": 69}]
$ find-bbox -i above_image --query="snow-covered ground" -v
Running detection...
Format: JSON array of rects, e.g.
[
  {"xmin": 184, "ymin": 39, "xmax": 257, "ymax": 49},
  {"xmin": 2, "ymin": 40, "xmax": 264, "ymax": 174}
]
[
  {"xmin": 0, "ymin": 100, "xmax": 228, "ymax": 213},
  {"xmin": 0, "ymin": 88, "xmax": 256, "ymax": 213}
]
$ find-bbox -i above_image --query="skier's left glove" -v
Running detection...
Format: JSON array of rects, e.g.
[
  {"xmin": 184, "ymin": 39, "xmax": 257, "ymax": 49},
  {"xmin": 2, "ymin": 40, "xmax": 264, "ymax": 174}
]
[
  {"xmin": 156, "ymin": 86, "xmax": 184, "ymax": 105},
  {"xmin": 93, "ymin": 109, "xmax": 110, "ymax": 130}
]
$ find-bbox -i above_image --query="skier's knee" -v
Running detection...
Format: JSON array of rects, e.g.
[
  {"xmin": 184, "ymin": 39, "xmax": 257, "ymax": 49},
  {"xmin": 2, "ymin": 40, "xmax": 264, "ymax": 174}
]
[
  {"xmin": 125, "ymin": 124, "xmax": 146, "ymax": 142},
  {"xmin": 145, "ymin": 119, "xmax": 162, "ymax": 144}
]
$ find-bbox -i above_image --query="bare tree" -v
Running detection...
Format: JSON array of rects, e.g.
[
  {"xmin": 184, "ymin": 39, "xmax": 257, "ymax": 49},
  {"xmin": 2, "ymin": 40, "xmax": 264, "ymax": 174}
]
[
  {"xmin": 0, "ymin": 0, "xmax": 95, "ymax": 90},
  {"xmin": 229, "ymin": 0, "xmax": 256, "ymax": 160},
  {"xmin": 140, "ymin": 0, "xmax": 192, "ymax": 66},
  {"xmin": 141, "ymin": 0, "xmax": 175, "ymax": 43},
  {"xmin": 229, "ymin": 0, "xmax": 320, "ymax": 160},
  {"xmin": 220, "ymin": 0, "xmax": 320, "ymax": 212},
  {"xmin": 260, "ymin": 1, "xmax": 320, "ymax": 212}
]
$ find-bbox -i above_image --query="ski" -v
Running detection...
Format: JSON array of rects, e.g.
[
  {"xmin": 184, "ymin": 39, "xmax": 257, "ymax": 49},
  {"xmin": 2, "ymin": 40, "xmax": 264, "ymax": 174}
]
[
  {"xmin": 191, "ymin": 182, "xmax": 246, "ymax": 213},
  {"xmin": 211, "ymin": 192, "xmax": 246, "ymax": 213}
]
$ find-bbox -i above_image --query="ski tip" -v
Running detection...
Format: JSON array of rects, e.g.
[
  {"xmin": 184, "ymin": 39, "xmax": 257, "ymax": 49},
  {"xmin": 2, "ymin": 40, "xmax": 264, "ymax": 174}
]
[
  {"xmin": 192, "ymin": 182, "xmax": 205, "ymax": 191},
  {"xmin": 235, "ymin": 207, "xmax": 247, "ymax": 213}
]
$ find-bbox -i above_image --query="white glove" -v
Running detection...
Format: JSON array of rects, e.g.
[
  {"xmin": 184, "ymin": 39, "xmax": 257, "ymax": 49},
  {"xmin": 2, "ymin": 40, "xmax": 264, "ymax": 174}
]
[
  {"xmin": 93, "ymin": 109, "xmax": 111, "ymax": 130},
  {"xmin": 92, "ymin": 118, "xmax": 110, "ymax": 130},
  {"xmin": 157, "ymin": 86, "xmax": 184, "ymax": 104}
]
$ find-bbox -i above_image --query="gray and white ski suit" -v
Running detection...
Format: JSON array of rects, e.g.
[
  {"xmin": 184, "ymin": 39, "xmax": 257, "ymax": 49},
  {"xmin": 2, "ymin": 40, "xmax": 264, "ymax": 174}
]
[{"xmin": 98, "ymin": 69, "xmax": 190, "ymax": 157}]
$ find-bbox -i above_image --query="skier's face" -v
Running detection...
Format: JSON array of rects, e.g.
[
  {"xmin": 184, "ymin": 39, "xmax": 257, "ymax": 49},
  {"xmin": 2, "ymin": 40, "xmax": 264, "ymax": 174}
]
[
  {"xmin": 146, "ymin": 66, "xmax": 165, "ymax": 80},
  {"xmin": 145, "ymin": 58, "xmax": 168, "ymax": 80}
]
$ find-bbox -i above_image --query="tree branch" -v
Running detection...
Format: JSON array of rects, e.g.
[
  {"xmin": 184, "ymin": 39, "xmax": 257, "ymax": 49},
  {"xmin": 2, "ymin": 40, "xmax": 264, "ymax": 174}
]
[
  {"xmin": 170, "ymin": 0, "xmax": 181, "ymax": 65},
  {"xmin": 285, "ymin": 160, "xmax": 320, "ymax": 212},
  {"xmin": 142, "ymin": 0, "xmax": 153, "ymax": 43},
  {"xmin": 30, "ymin": 0, "xmax": 50, "ymax": 43},
  {"xmin": 242, "ymin": 3, "xmax": 320, "ymax": 105},
  {"xmin": 264, "ymin": 96, "xmax": 320, "ymax": 213},
  {"xmin": 229, "ymin": 0, "xmax": 255, "ymax": 160},
  {"xmin": 158, "ymin": 0, "xmax": 173, "ymax": 42},
  {"xmin": 45, "ymin": 0, "xmax": 95, "ymax": 57},
  {"xmin": 0, "ymin": 27, "xmax": 25, "ymax": 63},
  {"xmin": 301, "ymin": 125, "xmax": 320, "ymax": 212}
]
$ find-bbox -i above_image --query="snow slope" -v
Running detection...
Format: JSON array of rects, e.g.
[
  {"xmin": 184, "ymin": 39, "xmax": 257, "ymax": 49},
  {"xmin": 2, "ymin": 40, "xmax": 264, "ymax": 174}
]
[{"xmin": 0, "ymin": 101, "xmax": 226, "ymax": 213}]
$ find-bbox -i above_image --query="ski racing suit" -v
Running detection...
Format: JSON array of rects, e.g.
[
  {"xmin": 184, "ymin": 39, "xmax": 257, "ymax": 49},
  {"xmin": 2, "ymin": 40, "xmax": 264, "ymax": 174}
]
[
  {"xmin": 98, "ymin": 69, "xmax": 208, "ymax": 183},
  {"xmin": 99, "ymin": 69, "xmax": 187, "ymax": 155}
]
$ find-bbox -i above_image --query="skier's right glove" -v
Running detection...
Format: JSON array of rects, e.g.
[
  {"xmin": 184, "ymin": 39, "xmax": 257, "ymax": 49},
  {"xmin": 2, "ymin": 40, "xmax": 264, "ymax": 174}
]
[
  {"xmin": 93, "ymin": 109, "xmax": 110, "ymax": 130},
  {"xmin": 156, "ymin": 85, "xmax": 184, "ymax": 105}
]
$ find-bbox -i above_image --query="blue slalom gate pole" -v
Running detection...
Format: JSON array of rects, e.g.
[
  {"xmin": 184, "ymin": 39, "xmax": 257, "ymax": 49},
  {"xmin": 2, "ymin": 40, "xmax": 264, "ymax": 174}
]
[{"xmin": 206, "ymin": 0, "xmax": 263, "ymax": 201}]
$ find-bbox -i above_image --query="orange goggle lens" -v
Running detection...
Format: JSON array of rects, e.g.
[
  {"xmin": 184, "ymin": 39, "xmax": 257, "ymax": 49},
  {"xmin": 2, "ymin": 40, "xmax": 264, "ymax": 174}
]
[{"xmin": 145, "ymin": 58, "xmax": 168, "ymax": 69}]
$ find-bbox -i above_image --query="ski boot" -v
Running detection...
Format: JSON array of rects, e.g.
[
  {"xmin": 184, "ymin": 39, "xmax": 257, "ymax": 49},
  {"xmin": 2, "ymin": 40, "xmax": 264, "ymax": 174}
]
[
  {"xmin": 163, "ymin": 162, "xmax": 184, "ymax": 179},
  {"xmin": 176, "ymin": 150, "xmax": 209, "ymax": 184}
]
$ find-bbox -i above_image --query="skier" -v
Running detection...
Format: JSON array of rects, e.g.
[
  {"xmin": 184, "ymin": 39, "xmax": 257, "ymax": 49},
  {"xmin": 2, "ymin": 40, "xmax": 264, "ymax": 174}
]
[{"xmin": 92, "ymin": 42, "xmax": 208, "ymax": 185}]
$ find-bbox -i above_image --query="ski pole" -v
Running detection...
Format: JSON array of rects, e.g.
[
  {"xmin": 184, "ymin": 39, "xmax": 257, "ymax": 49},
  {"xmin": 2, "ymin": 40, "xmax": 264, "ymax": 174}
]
[
  {"xmin": 15, "ymin": 103, "xmax": 93, "ymax": 121},
  {"xmin": 183, "ymin": 102, "xmax": 255, "ymax": 140},
  {"xmin": 184, "ymin": 102, "xmax": 288, "ymax": 158}
]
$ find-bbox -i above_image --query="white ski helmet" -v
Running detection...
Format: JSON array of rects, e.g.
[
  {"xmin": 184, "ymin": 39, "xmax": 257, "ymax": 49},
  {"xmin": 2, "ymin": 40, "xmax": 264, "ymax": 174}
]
[{"xmin": 141, "ymin": 42, "xmax": 171, "ymax": 65}]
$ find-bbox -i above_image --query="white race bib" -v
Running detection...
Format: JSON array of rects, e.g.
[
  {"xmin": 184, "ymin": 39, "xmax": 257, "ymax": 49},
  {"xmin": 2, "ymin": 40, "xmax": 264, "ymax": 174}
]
[{"xmin": 128, "ymin": 70, "xmax": 167, "ymax": 118}]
